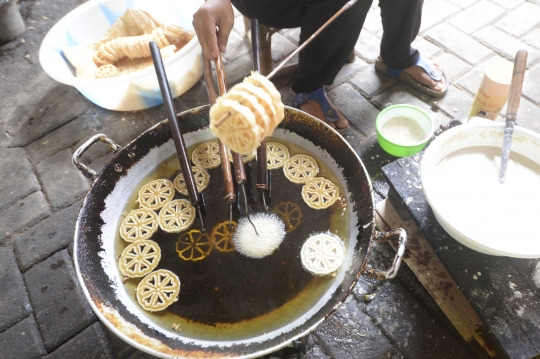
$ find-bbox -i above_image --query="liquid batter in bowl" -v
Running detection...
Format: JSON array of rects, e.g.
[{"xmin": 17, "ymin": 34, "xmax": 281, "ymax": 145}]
[{"xmin": 430, "ymin": 146, "xmax": 540, "ymax": 255}]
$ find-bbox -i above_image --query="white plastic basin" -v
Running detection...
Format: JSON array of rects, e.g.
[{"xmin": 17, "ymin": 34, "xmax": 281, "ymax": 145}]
[
  {"xmin": 421, "ymin": 119, "xmax": 540, "ymax": 258},
  {"xmin": 39, "ymin": 0, "xmax": 203, "ymax": 111}
]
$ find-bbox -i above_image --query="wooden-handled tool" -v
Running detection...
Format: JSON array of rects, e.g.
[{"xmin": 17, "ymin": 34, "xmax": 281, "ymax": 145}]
[
  {"xmin": 149, "ymin": 41, "xmax": 205, "ymax": 231},
  {"xmin": 203, "ymin": 57, "xmax": 236, "ymax": 206},
  {"xmin": 498, "ymin": 49, "xmax": 527, "ymax": 183}
]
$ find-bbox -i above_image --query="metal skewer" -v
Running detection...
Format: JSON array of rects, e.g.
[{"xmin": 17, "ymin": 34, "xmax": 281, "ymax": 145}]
[
  {"xmin": 149, "ymin": 41, "xmax": 206, "ymax": 231},
  {"xmin": 203, "ymin": 57, "xmax": 236, "ymax": 227},
  {"xmin": 252, "ymin": 18, "xmax": 270, "ymax": 212},
  {"xmin": 212, "ymin": 0, "xmax": 358, "ymax": 129},
  {"xmin": 498, "ymin": 50, "xmax": 527, "ymax": 184},
  {"xmin": 213, "ymin": 53, "xmax": 259, "ymax": 234}
]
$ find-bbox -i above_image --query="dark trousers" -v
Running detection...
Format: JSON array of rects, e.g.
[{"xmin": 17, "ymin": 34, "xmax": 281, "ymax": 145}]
[{"xmin": 232, "ymin": 0, "xmax": 423, "ymax": 93}]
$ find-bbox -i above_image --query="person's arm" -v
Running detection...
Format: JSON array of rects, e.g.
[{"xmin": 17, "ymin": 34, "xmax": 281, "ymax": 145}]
[{"xmin": 192, "ymin": 0, "xmax": 234, "ymax": 60}]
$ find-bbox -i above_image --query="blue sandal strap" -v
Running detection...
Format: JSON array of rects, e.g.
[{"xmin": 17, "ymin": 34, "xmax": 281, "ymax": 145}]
[
  {"xmin": 415, "ymin": 57, "xmax": 442, "ymax": 82},
  {"xmin": 293, "ymin": 88, "xmax": 339, "ymax": 122}
]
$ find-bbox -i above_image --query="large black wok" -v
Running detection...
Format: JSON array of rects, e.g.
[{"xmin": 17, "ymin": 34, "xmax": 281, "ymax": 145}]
[{"xmin": 72, "ymin": 105, "xmax": 406, "ymax": 358}]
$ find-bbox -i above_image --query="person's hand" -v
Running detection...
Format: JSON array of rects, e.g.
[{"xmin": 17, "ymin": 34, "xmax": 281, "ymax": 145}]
[{"xmin": 192, "ymin": 0, "xmax": 234, "ymax": 60}]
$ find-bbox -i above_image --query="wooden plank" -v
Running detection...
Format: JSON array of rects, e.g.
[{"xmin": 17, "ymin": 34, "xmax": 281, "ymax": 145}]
[
  {"xmin": 381, "ymin": 154, "xmax": 540, "ymax": 359},
  {"xmin": 375, "ymin": 199, "xmax": 483, "ymax": 342}
]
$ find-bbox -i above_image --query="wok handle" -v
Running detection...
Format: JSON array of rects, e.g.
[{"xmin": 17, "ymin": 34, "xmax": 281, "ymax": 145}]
[
  {"xmin": 203, "ymin": 56, "xmax": 236, "ymax": 203},
  {"xmin": 72, "ymin": 134, "xmax": 122, "ymax": 180},
  {"xmin": 364, "ymin": 228, "xmax": 407, "ymax": 280}
]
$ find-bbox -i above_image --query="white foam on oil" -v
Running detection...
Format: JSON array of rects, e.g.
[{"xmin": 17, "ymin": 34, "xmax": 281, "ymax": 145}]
[{"xmin": 233, "ymin": 213, "xmax": 286, "ymax": 258}]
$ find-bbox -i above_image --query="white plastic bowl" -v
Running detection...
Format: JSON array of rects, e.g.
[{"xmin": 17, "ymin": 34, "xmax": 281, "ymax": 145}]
[
  {"xmin": 39, "ymin": 0, "xmax": 203, "ymax": 111},
  {"xmin": 421, "ymin": 118, "xmax": 540, "ymax": 258}
]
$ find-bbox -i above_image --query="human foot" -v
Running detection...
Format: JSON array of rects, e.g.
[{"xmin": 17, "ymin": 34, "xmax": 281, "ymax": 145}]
[
  {"xmin": 403, "ymin": 60, "xmax": 446, "ymax": 93},
  {"xmin": 293, "ymin": 88, "xmax": 349, "ymax": 134},
  {"xmin": 375, "ymin": 56, "xmax": 448, "ymax": 98}
]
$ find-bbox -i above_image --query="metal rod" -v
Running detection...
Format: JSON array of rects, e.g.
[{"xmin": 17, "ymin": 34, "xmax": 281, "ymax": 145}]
[
  {"xmin": 150, "ymin": 41, "xmax": 205, "ymax": 231},
  {"xmin": 266, "ymin": 0, "xmax": 358, "ymax": 80},
  {"xmin": 251, "ymin": 19, "xmax": 262, "ymax": 73},
  {"xmin": 241, "ymin": 183, "xmax": 258, "ymax": 236},
  {"xmin": 203, "ymin": 56, "xmax": 236, "ymax": 209}
]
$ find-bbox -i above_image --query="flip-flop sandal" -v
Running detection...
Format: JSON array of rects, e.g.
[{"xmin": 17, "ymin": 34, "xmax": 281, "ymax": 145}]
[
  {"xmin": 375, "ymin": 56, "xmax": 448, "ymax": 98},
  {"xmin": 293, "ymin": 87, "xmax": 349, "ymax": 134}
]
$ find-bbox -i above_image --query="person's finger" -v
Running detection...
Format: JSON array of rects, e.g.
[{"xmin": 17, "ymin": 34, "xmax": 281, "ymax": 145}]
[
  {"xmin": 192, "ymin": 12, "xmax": 219, "ymax": 60},
  {"xmin": 216, "ymin": 15, "xmax": 234, "ymax": 54}
]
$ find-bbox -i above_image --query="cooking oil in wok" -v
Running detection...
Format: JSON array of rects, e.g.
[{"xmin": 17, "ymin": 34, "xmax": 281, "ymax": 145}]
[{"xmin": 116, "ymin": 137, "xmax": 350, "ymax": 341}]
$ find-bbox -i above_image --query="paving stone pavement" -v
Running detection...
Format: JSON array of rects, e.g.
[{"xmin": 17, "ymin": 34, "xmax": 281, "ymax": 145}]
[{"xmin": 1, "ymin": 0, "xmax": 539, "ymax": 358}]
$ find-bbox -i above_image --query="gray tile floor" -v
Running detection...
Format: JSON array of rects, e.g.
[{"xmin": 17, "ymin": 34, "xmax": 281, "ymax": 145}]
[{"xmin": 1, "ymin": 0, "xmax": 540, "ymax": 358}]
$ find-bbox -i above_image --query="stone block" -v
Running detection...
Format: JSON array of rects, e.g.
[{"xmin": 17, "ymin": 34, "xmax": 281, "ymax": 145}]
[
  {"xmin": 0, "ymin": 147, "xmax": 40, "ymax": 210},
  {"xmin": 0, "ymin": 191, "xmax": 50, "ymax": 241},
  {"xmin": 328, "ymin": 83, "xmax": 380, "ymax": 138},
  {"xmin": 446, "ymin": 0, "xmax": 477, "ymax": 9},
  {"xmin": 411, "ymin": 36, "xmax": 443, "ymax": 60},
  {"xmin": 349, "ymin": 66, "xmax": 397, "ymax": 98},
  {"xmin": 315, "ymin": 297, "xmax": 399, "ymax": 359},
  {"xmin": 14, "ymin": 200, "xmax": 83, "ymax": 271},
  {"xmin": 426, "ymin": 23, "xmax": 493, "ymax": 65},
  {"xmin": 329, "ymin": 58, "xmax": 369, "ymax": 89},
  {"xmin": 0, "ymin": 247, "xmax": 32, "ymax": 332},
  {"xmin": 26, "ymin": 112, "xmax": 102, "ymax": 165},
  {"xmin": 0, "ymin": 316, "xmax": 47, "ymax": 359},
  {"xmin": 372, "ymin": 83, "xmax": 439, "ymax": 117},
  {"xmin": 342, "ymin": 127, "xmax": 366, "ymax": 150},
  {"xmin": 24, "ymin": 250, "xmax": 95, "ymax": 351},
  {"xmin": 44, "ymin": 323, "xmax": 109, "ymax": 359},
  {"xmin": 232, "ymin": 10, "xmax": 248, "ymax": 37},
  {"xmin": 523, "ymin": 28, "xmax": 540, "ymax": 51},
  {"xmin": 270, "ymin": 33, "xmax": 297, "ymax": 63},
  {"xmin": 522, "ymin": 63, "xmax": 540, "ymax": 105},
  {"xmin": 489, "ymin": 0, "xmax": 525, "ymax": 9},
  {"xmin": 175, "ymin": 81, "xmax": 212, "ymax": 115},
  {"xmin": 222, "ymin": 31, "xmax": 251, "ymax": 63},
  {"xmin": 362, "ymin": 8, "xmax": 383, "ymax": 39},
  {"xmin": 100, "ymin": 322, "xmax": 135, "ymax": 359},
  {"xmin": 474, "ymin": 26, "xmax": 540, "ymax": 64},
  {"xmin": 73, "ymin": 115, "xmax": 149, "ymax": 166},
  {"xmin": 35, "ymin": 148, "xmax": 90, "ymax": 210},
  {"xmin": 495, "ymin": 2, "xmax": 540, "ymax": 38},
  {"xmin": 280, "ymin": 28, "xmax": 301, "ymax": 46},
  {"xmin": 434, "ymin": 85, "xmax": 474, "ymax": 120},
  {"xmin": 419, "ymin": 0, "xmax": 460, "ymax": 33},
  {"xmin": 8, "ymin": 84, "xmax": 90, "ymax": 147},
  {"xmin": 433, "ymin": 52, "xmax": 471, "ymax": 82},
  {"xmin": 354, "ymin": 29, "xmax": 380, "ymax": 64},
  {"xmin": 363, "ymin": 280, "xmax": 476, "ymax": 359},
  {"xmin": 448, "ymin": 0, "xmax": 506, "ymax": 34},
  {"xmin": 502, "ymin": 97, "xmax": 540, "ymax": 134},
  {"xmin": 302, "ymin": 344, "xmax": 330, "ymax": 359}
]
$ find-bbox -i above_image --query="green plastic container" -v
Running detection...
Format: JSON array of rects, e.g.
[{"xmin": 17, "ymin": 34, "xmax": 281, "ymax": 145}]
[{"xmin": 376, "ymin": 104, "xmax": 434, "ymax": 158}]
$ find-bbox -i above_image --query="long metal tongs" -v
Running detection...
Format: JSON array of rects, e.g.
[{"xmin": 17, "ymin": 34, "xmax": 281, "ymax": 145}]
[
  {"xmin": 203, "ymin": 54, "xmax": 258, "ymax": 233},
  {"xmin": 149, "ymin": 41, "xmax": 206, "ymax": 231},
  {"xmin": 498, "ymin": 50, "xmax": 527, "ymax": 183}
]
